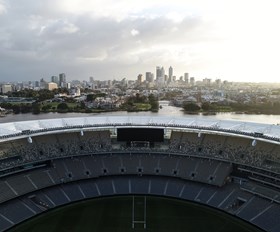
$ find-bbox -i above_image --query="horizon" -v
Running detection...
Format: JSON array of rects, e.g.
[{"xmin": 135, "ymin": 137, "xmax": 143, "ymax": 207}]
[{"xmin": 0, "ymin": 0, "xmax": 280, "ymax": 83}]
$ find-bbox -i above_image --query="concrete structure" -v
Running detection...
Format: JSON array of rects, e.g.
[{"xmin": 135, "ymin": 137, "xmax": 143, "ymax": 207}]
[
  {"xmin": 46, "ymin": 82, "xmax": 58, "ymax": 91},
  {"xmin": 0, "ymin": 84, "xmax": 12, "ymax": 94},
  {"xmin": 145, "ymin": 72, "xmax": 154, "ymax": 83},
  {"xmin": 0, "ymin": 116, "xmax": 280, "ymax": 232},
  {"xmin": 59, "ymin": 73, "xmax": 66, "ymax": 88},
  {"xmin": 137, "ymin": 74, "xmax": 144, "ymax": 84},
  {"xmin": 168, "ymin": 66, "xmax": 173, "ymax": 82},
  {"xmin": 51, "ymin": 76, "xmax": 59, "ymax": 84},
  {"xmin": 184, "ymin": 73, "xmax": 189, "ymax": 83},
  {"xmin": 190, "ymin": 77, "xmax": 195, "ymax": 86},
  {"xmin": 156, "ymin": 66, "xmax": 165, "ymax": 83}
]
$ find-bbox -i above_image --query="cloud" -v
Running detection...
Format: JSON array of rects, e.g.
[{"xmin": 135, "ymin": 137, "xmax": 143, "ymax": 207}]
[
  {"xmin": 0, "ymin": 1, "xmax": 7, "ymax": 14},
  {"xmin": 0, "ymin": 6, "xmax": 222, "ymax": 81},
  {"xmin": 131, "ymin": 29, "xmax": 139, "ymax": 36},
  {"xmin": 1, "ymin": 0, "xmax": 280, "ymax": 82},
  {"xmin": 43, "ymin": 20, "xmax": 80, "ymax": 35}
]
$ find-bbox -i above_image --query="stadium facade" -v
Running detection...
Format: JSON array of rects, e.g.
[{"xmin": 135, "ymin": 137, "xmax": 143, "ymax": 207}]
[{"xmin": 0, "ymin": 116, "xmax": 280, "ymax": 231}]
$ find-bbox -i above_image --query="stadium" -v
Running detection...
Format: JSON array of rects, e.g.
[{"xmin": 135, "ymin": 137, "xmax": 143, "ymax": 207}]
[{"xmin": 0, "ymin": 116, "xmax": 280, "ymax": 231}]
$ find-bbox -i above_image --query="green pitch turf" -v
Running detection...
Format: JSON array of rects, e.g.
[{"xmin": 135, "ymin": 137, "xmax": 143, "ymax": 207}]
[{"xmin": 10, "ymin": 196, "xmax": 263, "ymax": 232}]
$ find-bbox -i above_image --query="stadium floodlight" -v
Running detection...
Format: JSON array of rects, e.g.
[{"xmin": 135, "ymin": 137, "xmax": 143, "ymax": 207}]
[
  {"xmin": 252, "ymin": 139, "xmax": 257, "ymax": 146},
  {"xmin": 27, "ymin": 136, "xmax": 32, "ymax": 144}
]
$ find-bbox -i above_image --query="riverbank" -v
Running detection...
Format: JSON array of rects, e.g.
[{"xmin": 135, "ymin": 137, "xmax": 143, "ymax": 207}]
[{"xmin": 1, "ymin": 101, "xmax": 280, "ymax": 125}]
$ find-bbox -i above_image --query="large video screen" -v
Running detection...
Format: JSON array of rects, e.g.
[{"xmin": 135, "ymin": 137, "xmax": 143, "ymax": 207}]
[{"xmin": 117, "ymin": 128, "xmax": 164, "ymax": 142}]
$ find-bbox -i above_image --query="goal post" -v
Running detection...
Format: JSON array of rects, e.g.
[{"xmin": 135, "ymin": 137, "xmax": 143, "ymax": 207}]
[{"xmin": 132, "ymin": 196, "xmax": 147, "ymax": 229}]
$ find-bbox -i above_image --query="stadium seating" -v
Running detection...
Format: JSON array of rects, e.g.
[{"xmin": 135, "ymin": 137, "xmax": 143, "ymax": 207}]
[{"xmin": 0, "ymin": 121, "xmax": 280, "ymax": 232}]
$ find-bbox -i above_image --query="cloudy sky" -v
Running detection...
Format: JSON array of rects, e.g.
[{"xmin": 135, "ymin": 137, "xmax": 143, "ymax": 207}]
[{"xmin": 0, "ymin": 0, "xmax": 280, "ymax": 82}]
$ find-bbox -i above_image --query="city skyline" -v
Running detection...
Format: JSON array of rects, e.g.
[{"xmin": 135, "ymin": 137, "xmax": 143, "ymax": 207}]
[{"xmin": 0, "ymin": 0, "xmax": 280, "ymax": 83}]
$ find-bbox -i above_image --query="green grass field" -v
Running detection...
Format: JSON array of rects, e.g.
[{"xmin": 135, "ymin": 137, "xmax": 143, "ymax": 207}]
[{"xmin": 10, "ymin": 196, "xmax": 263, "ymax": 232}]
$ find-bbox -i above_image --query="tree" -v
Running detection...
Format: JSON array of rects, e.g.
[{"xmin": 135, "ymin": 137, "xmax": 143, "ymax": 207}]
[
  {"xmin": 41, "ymin": 104, "xmax": 52, "ymax": 112},
  {"xmin": 37, "ymin": 89, "xmax": 55, "ymax": 101},
  {"xmin": 80, "ymin": 102, "xmax": 86, "ymax": 109},
  {"xmin": 183, "ymin": 103, "xmax": 201, "ymax": 112},
  {"xmin": 57, "ymin": 103, "xmax": 69, "ymax": 112},
  {"xmin": 32, "ymin": 103, "xmax": 41, "ymax": 114},
  {"xmin": 201, "ymin": 102, "xmax": 211, "ymax": 111},
  {"xmin": 86, "ymin": 94, "xmax": 95, "ymax": 101},
  {"xmin": 148, "ymin": 94, "xmax": 159, "ymax": 112}
]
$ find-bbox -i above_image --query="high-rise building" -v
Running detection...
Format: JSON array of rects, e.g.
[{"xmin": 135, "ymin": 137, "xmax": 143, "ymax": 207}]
[
  {"xmin": 66, "ymin": 82, "xmax": 71, "ymax": 89},
  {"xmin": 184, "ymin": 73, "xmax": 189, "ymax": 83},
  {"xmin": 89, "ymin": 77, "xmax": 94, "ymax": 83},
  {"xmin": 0, "ymin": 84, "xmax": 12, "ymax": 94},
  {"xmin": 40, "ymin": 78, "xmax": 46, "ymax": 88},
  {"xmin": 156, "ymin": 66, "xmax": 161, "ymax": 81},
  {"xmin": 156, "ymin": 66, "xmax": 165, "ymax": 83},
  {"xmin": 51, "ymin": 76, "xmax": 59, "ymax": 84},
  {"xmin": 215, "ymin": 79, "xmax": 222, "ymax": 87},
  {"xmin": 168, "ymin": 66, "xmax": 173, "ymax": 82},
  {"xmin": 34, "ymin": 81, "xmax": 40, "ymax": 88},
  {"xmin": 137, "ymin": 74, "xmax": 144, "ymax": 84},
  {"xmin": 161, "ymin": 67, "xmax": 165, "ymax": 79},
  {"xmin": 190, "ymin": 77, "xmax": 195, "ymax": 86},
  {"xmin": 145, "ymin": 72, "xmax": 154, "ymax": 82},
  {"xmin": 59, "ymin": 73, "xmax": 66, "ymax": 88},
  {"xmin": 203, "ymin": 78, "xmax": 211, "ymax": 86}
]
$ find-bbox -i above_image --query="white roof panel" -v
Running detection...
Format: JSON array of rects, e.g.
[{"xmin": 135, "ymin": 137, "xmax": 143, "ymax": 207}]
[{"xmin": 0, "ymin": 116, "xmax": 280, "ymax": 140}]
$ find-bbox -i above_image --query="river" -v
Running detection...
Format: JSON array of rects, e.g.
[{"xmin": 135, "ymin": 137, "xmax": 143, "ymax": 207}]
[{"xmin": 1, "ymin": 101, "xmax": 280, "ymax": 125}]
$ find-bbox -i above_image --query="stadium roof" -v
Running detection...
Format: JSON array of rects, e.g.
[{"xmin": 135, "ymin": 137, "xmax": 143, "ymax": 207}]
[{"xmin": 1, "ymin": 116, "xmax": 280, "ymax": 141}]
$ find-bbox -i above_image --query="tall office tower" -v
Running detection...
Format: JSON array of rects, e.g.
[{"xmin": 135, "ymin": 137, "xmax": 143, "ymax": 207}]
[
  {"xmin": 28, "ymin": 81, "xmax": 33, "ymax": 88},
  {"xmin": 145, "ymin": 72, "xmax": 153, "ymax": 82},
  {"xmin": 168, "ymin": 66, "xmax": 173, "ymax": 82},
  {"xmin": 35, "ymin": 81, "xmax": 40, "ymax": 88},
  {"xmin": 190, "ymin": 77, "xmax": 195, "ymax": 86},
  {"xmin": 156, "ymin": 66, "xmax": 165, "ymax": 83},
  {"xmin": 59, "ymin": 73, "xmax": 66, "ymax": 88},
  {"xmin": 151, "ymin": 73, "xmax": 155, "ymax": 82},
  {"xmin": 89, "ymin": 76, "xmax": 94, "ymax": 83},
  {"xmin": 51, "ymin": 76, "xmax": 59, "ymax": 84},
  {"xmin": 161, "ymin": 67, "xmax": 165, "ymax": 78},
  {"xmin": 184, "ymin": 73, "xmax": 189, "ymax": 83},
  {"xmin": 40, "ymin": 78, "xmax": 46, "ymax": 88},
  {"xmin": 156, "ymin": 66, "xmax": 161, "ymax": 81},
  {"xmin": 137, "ymin": 74, "xmax": 144, "ymax": 83}
]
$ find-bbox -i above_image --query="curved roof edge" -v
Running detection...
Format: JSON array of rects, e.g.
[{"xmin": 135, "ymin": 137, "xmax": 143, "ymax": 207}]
[{"xmin": 1, "ymin": 116, "xmax": 280, "ymax": 143}]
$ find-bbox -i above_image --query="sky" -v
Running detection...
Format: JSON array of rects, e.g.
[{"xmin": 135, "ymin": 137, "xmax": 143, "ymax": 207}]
[{"xmin": 0, "ymin": 0, "xmax": 280, "ymax": 83}]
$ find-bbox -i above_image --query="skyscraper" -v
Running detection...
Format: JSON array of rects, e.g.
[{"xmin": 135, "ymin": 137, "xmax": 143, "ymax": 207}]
[
  {"xmin": 137, "ymin": 74, "xmax": 144, "ymax": 83},
  {"xmin": 184, "ymin": 73, "xmax": 189, "ymax": 83},
  {"xmin": 145, "ymin": 72, "xmax": 154, "ymax": 82},
  {"xmin": 169, "ymin": 66, "xmax": 173, "ymax": 82},
  {"xmin": 190, "ymin": 77, "xmax": 195, "ymax": 86},
  {"xmin": 161, "ymin": 67, "xmax": 165, "ymax": 79},
  {"xmin": 156, "ymin": 66, "xmax": 161, "ymax": 81},
  {"xmin": 51, "ymin": 76, "xmax": 59, "ymax": 84},
  {"xmin": 156, "ymin": 66, "xmax": 166, "ymax": 85},
  {"xmin": 59, "ymin": 73, "xmax": 66, "ymax": 88}
]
